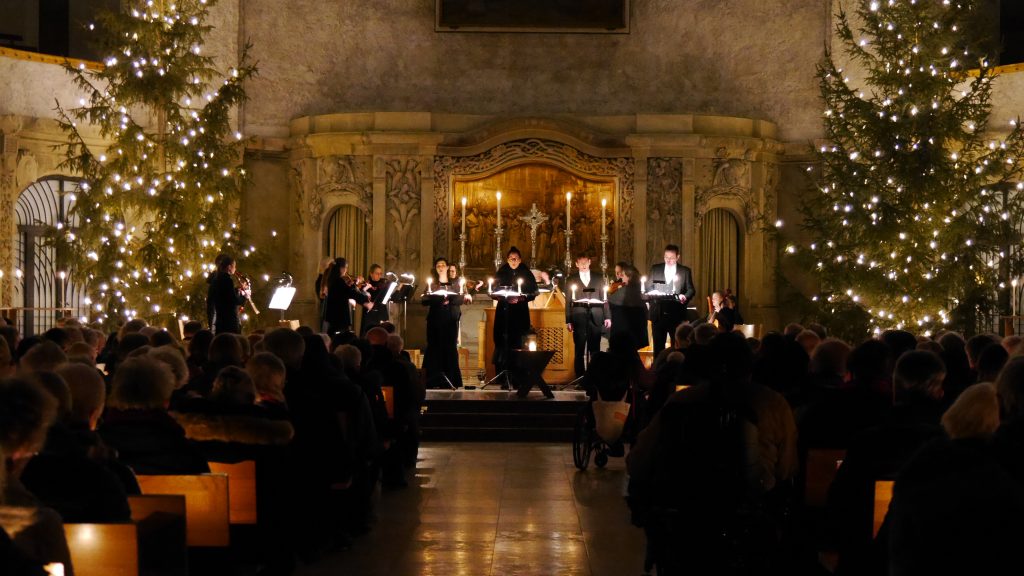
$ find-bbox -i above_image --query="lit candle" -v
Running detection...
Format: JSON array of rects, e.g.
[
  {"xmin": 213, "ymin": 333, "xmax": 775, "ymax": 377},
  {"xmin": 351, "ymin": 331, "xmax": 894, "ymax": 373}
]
[
  {"xmin": 641, "ymin": 275, "xmax": 647, "ymax": 293},
  {"xmin": 427, "ymin": 277, "xmax": 433, "ymax": 294},
  {"xmin": 496, "ymin": 191, "xmax": 502, "ymax": 229},
  {"xmin": 517, "ymin": 277, "xmax": 523, "ymax": 294},
  {"xmin": 601, "ymin": 198, "xmax": 607, "ymax": 236},
  {"xmin": 488, "ymin": 277, "xmax": 493, "ymax": 293},
  {"xmin": 566, "ymin": 192, "xmax": 572, "ymax": 233},
  {"xmin": 571, "ymin": 283, "xmax": 577, "ymax": 301},
  {"xmin": 603, "ymin": 286, "xmax": 608, "ymax": 301},
  {"xmin": 460, "ymin": 277, "xmax": 466, "ymax": 294},
  {"xmin": 461, "ymin": 197, "xmax": 467, "ymax": 235},
  {"xmin": 528, "ymin": 340, "xmax": 537, "ymax": 352}
]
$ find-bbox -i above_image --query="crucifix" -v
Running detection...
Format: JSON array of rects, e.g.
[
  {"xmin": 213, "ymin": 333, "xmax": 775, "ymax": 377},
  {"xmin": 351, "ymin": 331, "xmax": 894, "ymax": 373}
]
[{"xmin": 518, "ymin": 203, "xmax": 549, "ymax": 267}]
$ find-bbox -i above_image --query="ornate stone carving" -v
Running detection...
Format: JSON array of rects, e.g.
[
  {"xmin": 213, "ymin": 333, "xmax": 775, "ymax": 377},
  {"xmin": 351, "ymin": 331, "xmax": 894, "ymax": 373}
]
[
  {"xmin": 646, "ymin": 158, "xmax": 683, "ymax": 259},
  {"xmin": 0, "ymin": 133, "xmax": 18, "ymax": 308},
  {"xmin": 433, "ymin": 139, "xmax": 635, "ymax": 260},
  {"xmin": 315, "ymin": 155, "xmax": 372, "ymax": 229},
  {"xmin": 288, "ymin": 162, "xmax": 305, "ymax": 228},
  {"xmin": 695, "ymin": 154, "xmax": 759, "ymax": 234},
  {"xmin": 384, "ymin": 158, "xmax": 421, "ymax": 271}
]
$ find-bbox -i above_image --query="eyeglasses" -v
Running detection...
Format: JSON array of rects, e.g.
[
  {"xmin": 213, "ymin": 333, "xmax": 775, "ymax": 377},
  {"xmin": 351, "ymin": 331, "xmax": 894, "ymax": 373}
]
[{"xmin": 508, "ymin": 256, "xmax": 521, "ymax": 262}]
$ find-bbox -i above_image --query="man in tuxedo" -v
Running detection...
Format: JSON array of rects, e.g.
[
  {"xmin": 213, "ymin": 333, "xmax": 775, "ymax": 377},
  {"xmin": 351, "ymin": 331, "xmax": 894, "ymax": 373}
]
[
  {"xmin": 565, "ymin": 254, "xmax": 610, "ymax": 379},
  {"xmin": 646, "ymin": 244, "xmax": 696, "ymax": 355}
]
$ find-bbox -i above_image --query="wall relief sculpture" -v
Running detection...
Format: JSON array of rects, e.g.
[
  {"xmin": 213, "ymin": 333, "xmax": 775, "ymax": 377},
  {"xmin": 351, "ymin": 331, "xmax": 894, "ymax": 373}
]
[
  {"xmin": 433, "ymin": 138, "xmax": 635, "ymax": 265},
  {"xmin": 695, "ymin": 151, "xmax": 760, "ymax": 234},
  {"xmin": 384, "ymin": 158, "xmax": 421, "ymax": 271},
  {"xmin": 315, "ymin": 155, "xmax": 372, "ymax": 229},
  {"xmin": 646, "ymin": 158, "xmax": 682, "ymax": 259}
]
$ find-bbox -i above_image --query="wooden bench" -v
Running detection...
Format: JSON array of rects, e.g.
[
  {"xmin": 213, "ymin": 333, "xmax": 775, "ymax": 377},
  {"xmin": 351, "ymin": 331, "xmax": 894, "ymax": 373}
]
[
  {"xmin": 804, "ymin": 448, "xmax": 847, "ymax": 507},
  {"xmin": 208, "ymin": 460, "xmax": 258, "ymax": 525},
  {"xmin": 873, "ymin": 480, "xmax": 895, "ymax": 538},
  {"xmin": 136, "ymin": 474, "xmax": 230, "ymax": 547},
  {"xmin": 64, "ymin": 523, "xmax": 138, "ymax": 576},
  {"xmin": 128, "ymin": 495, "xmax": 187, "ymax": 576}
]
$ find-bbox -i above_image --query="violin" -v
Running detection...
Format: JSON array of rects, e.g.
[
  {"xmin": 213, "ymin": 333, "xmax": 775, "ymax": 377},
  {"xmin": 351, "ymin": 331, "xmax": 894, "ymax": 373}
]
[
  {"xmin": 607, "ymin": 279, "xmax": 625, "ymax": 295},
  {"xmin": 233, "ymin": 272, "xmax": 260, "ymax": 316},
  {"xmin": 706, "ymin": 295, "xmax": 719, "ymax": 328}
]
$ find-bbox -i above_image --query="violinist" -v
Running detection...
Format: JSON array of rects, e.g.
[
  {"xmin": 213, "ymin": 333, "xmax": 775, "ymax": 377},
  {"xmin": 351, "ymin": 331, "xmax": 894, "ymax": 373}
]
[
  {"xmin": 705, "ymin": 290, "xmax": 737, "ymax": 333},
  {"xmin": 607, "ymin": 262, "xmax": 648, "ymax": 350},
  {"xmin": 207, "ymin": 254, "xmax": 247, "ymax": 334},
  {"xmin": 361, "ymin": 263, "xmax": 391, "ymax": 336},
  {"xmin": 565, "ymin": 253, "xmax": 610, "ymax": 379},
  {"xmin": 323, "ymin": 257, "xmax": 372, "ymax": 336}
]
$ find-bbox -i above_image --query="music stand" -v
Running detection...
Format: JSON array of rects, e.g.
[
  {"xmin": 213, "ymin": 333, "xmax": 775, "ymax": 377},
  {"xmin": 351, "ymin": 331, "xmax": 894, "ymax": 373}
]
[{"xmin": 508, "ymin": 349, "xmax": 555, "ymax": 398}]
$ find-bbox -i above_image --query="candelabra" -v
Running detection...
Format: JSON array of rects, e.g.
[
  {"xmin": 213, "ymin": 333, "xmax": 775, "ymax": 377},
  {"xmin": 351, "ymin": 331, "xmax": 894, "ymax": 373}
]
[
  {"xmin": 494, "ymin": 225, "xmax": 504, "ymax": 270},
  {"xmin": 600, "ymin": 232, "xmax": 609, "ymax": 281},
  {"xmin": 458, "ymin": 231, "xmax": 467, "ymax": 273},
  {"xmin": 564, "ymin": 229, "xmax": 573, "ymax": 276}
]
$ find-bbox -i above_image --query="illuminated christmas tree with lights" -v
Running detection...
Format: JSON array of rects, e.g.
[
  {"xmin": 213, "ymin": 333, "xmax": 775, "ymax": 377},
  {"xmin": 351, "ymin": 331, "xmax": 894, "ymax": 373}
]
[
  {"xmin": 797, "ymin": 0, "xmax": 1024, "ymax": 334},
  {"xmin": 55, "ymin": 0, "xmax": 258, "ymax": 328}
]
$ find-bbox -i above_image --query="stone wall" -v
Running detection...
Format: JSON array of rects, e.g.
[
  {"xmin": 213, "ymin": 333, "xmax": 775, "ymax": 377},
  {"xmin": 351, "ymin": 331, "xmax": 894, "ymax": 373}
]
[{"xmin": 241, "ymin": 0, "xmax": 831, "ymax": 142}]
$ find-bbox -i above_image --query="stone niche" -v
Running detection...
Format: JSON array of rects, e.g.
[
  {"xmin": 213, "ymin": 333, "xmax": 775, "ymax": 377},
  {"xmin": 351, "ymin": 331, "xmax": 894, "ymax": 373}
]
[{"xmin": 286, "ymin": 112, "xmax": 787, "ymax": 349}]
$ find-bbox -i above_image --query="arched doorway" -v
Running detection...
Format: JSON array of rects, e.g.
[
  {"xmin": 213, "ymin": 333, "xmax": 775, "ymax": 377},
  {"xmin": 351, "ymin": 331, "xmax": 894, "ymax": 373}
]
[
  {"xmin": 698, "ymin": 208, "xmax": 741, "ymax": 316},
  {"xmin": 14, "ymin": 176, "xmax": 85, "ymax": 335},
  {"xmin": 323, "ymin": 204, "xmax": 370, "ymax": 275}
]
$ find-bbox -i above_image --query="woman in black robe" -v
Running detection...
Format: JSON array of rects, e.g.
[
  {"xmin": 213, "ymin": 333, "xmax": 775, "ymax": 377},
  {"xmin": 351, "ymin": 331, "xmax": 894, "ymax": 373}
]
[
  {"xmin": 608, "ymin": 262, "xmax": 648, "ymax": 350},
  {"xmin": 323, "ymin": 257, "xmax": 370, "ymax": 336},
  {"xmin": 492, "ymin": 246, "xmax": 538, "ymax": 373},
  {"xmin": 208, "ymin": 255, "xmax": 247, "ymax": 335},
  {"xmin": 421, "ymin": 257, "xmax": 469, "ymax": 388}
]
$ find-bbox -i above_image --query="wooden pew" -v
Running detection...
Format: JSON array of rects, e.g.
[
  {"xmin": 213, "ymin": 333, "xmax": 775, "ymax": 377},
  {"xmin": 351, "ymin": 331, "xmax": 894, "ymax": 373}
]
[
  {"xmin": 804, "ymin": 448, "xmax": 847, "ymax": 507},
  {"xmin": 208, "ymin": 460, "xmax": 258, "ymax": 525},
  {"xmin": 136, "ymin": 474, "xmax": 230, "ymax": 547},
  {"xmin": 128, "ymin": 495, "xmax": 187, "ymax": 576},
  {"xmin": 873, "ymin": 480, "xmax": 895, "ymax": 538},
  {"xmin": 64, "ymin": 523, "xmax": 138, "ymax": 576}
]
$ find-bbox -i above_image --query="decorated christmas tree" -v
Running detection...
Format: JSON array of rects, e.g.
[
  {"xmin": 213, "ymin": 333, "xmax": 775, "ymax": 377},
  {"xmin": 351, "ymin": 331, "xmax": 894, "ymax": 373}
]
[
  {"xmin": 55, "ymin": 0, "xmax": 258, "ymax": 328},
  {"xmin": 795, "ymin": 0, "xmax": 1024, "ymax": 335}
]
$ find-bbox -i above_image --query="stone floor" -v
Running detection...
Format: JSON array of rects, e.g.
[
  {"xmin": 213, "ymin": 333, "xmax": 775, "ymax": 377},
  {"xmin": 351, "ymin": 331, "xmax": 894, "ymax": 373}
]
[{"xmin": 295, "ymin": 442, "xmax": 647, "ymax": 576}]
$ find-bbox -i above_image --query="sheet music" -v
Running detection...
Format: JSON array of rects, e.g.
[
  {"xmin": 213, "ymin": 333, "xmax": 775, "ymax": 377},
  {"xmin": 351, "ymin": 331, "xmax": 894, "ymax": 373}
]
[{"xmin": 381, "ymin": 281, "xmax": 398, "ymax": 304}]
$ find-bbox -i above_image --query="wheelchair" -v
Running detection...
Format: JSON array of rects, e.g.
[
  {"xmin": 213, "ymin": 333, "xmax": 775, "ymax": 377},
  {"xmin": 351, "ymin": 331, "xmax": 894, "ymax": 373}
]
[{"xmin": 572, "ymin": 388, "xmax": 634, "ymax": 470}]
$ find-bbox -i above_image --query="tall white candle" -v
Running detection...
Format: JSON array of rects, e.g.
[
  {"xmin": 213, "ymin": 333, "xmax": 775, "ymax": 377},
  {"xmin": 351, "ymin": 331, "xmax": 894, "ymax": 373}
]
[
  {"xmin": 566, "ymin": 192, "xmax": 572, "ymax": 233},
  {"xmin": 427, "ymin": 277, "xmax": 433, "ymax": 294},
  {"xmin": 517, "ymin": 278, "xmax": 523, "ymax": 294},
  {"xmin": 496, "ymin": 191, "xmax": 502, "ymax": 229},
  {"xmin": 571, "ymin": 284, "xmax": 577, "ymax": 301},
  {"xmin": 461, "ymin": 197, "xmax": 467, "ymax": 235},
  {"xmin": 603, "ymin": 286, "xmax": 608, "ymax": 301},
  {"xmin": 488, "ymin": 277, "xmax": 493, "ymax": 293},
  {"xmin": 460, "ymin": 277, "xmax": 466, "ymax": 294},
  {"xmin": 601, "ymin": 198, "xmax": 607, "ymax": 236},
  {"xmin": 641, "ymin": 276, "xmax": 646, "ymax": 293}
]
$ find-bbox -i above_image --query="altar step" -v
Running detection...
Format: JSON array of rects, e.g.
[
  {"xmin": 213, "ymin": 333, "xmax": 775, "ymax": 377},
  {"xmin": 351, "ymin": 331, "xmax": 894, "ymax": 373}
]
[{"xmin": 420, "ymin": 389, "xmax": 587, "ymax": 442}]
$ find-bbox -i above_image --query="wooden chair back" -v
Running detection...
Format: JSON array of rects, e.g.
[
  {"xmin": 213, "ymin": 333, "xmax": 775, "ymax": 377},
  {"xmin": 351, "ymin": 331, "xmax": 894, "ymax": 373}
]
[
  {"xmin": 873, "ymin": 479, "xmax": 895, "ymax": 538},
  {"xmin": 136, "ymin": 474, "xmax": 230, "ymax": 547},
  {"xmin": 804, "ymin": 448, "xmax": 847, "ymax": 507},
  {"xmin": 127, "ymin": 495, "xmax": 187, "ymax": 576},
  {"xmin": 64, "ymin": 523, "xmax": 138, "ymax": 576},
  {"xmin": 381, "ymin": 385, "xmax": 395, "ymax": 418},
  {"xmin": 208, "ymin": 460, "xmax": 258, "ymax": 525}
]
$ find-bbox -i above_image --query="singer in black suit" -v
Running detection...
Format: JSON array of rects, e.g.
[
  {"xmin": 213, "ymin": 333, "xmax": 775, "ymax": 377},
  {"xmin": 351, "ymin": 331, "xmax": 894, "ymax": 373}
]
[
  {"xmin": 565, "ymin": 254, "xmax": 610, "ymax": 379},
  {"xmin": 645, "ymin": 244, "xmax": 696, "ymax": 355},
  {"xmin": 493, "ymin": 246, "xmax": 538, "ymax": 374}
]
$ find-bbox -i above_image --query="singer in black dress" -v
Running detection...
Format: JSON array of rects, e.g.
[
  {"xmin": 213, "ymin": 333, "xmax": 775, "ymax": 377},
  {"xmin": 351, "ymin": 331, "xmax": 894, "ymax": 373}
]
[
  {"xmin": 422, "ymin": 257, "xmax": 469, "ymax": 388},
  {"xmin": 492, "ymin": 246, "xmax": 538, "ymax": 373}
]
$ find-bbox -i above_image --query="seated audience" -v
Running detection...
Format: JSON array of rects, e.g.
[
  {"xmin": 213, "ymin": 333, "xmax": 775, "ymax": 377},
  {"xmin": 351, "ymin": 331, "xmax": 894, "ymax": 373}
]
[{"xmin": 100, "ymin": 356, "xmax": 210, "ymax": 475}]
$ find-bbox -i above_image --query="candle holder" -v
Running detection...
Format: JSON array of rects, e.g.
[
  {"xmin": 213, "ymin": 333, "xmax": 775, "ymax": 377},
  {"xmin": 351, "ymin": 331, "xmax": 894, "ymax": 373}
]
[
  {"xmin": 494, "ymin": 225, "xmax": 505, "ymax": 270},
  {"xmin": 458, "ymin": 232, "xmax": 467, "ymax": 272},
  {"xmin": 600, "ymin": 232, "xmax": 609, "ymax": 281},
  {"xmin": 564, "ymin": 229, "xmax": 573, "ymax": 276}
]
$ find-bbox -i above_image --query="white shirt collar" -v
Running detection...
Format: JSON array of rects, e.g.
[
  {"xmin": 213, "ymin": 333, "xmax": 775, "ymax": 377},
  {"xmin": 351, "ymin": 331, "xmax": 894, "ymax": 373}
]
[{"xmin": 580, "ymin": 270, "xmax": 590, "ymax": 284}]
